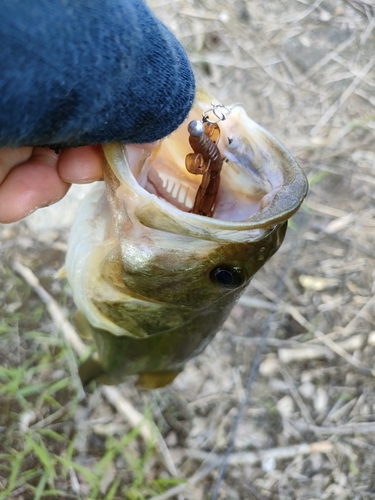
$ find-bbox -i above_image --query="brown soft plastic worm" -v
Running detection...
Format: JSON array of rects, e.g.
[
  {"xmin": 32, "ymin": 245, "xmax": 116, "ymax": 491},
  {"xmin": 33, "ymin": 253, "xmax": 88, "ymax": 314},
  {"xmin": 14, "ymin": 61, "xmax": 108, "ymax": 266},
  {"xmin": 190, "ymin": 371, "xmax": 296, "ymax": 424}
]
[{"xmin": 185, "ymin": 120, "xmax": 224, "ymax": 217}]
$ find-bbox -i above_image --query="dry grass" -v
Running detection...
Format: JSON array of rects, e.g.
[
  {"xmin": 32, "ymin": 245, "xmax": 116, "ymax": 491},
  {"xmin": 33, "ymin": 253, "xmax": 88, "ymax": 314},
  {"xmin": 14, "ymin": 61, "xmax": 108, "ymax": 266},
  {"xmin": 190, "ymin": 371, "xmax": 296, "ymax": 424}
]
[{"xmin": 1, "ymin": 0, "xmax": 375, "ymax": 498}]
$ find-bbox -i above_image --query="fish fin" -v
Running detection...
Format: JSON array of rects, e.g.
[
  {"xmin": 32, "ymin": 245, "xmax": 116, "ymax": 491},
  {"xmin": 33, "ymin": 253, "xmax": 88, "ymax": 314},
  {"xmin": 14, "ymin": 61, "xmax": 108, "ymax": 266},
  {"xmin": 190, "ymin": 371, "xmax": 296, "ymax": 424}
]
[
  {"xmin": 79, "ymin": 354, "xmax": 114, "ymax": 386},
  {"xmin": 71, "ymin": 310, "xmax": 94, "ymax": 340},
  {"xmin": 136, "ymin": 370, "xmax": 181, "ymax": 389},
  {"xmin": 57, "ymin": 265, "xmax": 66, "ymax": 278}
]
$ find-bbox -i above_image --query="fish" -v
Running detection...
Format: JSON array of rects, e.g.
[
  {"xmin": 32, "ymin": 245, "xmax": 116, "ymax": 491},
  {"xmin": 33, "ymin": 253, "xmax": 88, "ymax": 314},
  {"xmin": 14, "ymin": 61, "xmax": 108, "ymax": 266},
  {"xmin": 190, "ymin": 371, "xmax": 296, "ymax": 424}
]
[{"xmin": 65, "ymin": 88, "xmax": 308, "ymax": 388}]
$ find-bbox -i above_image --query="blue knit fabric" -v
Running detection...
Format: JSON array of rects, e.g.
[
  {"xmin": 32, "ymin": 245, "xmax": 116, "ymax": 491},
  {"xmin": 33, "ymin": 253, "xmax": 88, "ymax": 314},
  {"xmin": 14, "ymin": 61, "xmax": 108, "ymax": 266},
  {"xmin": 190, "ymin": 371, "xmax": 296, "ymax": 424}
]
[{"xmin": 0, "ymin": 0, "xmax": 195, "ymax": 148}]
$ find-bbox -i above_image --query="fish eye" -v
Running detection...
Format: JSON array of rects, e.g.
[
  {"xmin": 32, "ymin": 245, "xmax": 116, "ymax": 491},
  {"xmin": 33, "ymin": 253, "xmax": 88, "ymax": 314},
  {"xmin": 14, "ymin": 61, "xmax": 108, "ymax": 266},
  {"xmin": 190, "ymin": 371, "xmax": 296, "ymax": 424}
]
[{"xmin": 210, "ymin": 266, "xmax": 244, "ymax": 288}]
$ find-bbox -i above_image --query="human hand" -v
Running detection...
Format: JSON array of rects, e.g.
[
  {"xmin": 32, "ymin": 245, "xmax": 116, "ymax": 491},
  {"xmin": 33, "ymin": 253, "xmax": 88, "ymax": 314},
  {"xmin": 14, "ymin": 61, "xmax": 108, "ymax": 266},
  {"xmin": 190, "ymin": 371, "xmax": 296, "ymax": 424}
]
[
  {"xmin": 0, "ymin": 146, "xmax": 103, "ymax": 223},
  {"xmin": 0, "ymin": 0, "xmax": 195, "ymax": 224}
]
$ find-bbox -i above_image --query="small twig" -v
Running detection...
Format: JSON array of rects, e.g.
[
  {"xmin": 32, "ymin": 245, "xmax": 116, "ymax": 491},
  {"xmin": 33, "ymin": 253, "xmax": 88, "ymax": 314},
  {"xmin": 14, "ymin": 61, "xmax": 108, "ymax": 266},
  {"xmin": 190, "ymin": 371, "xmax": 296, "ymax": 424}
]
[
  {"xmin": 305, "ymin": 200, "xmax": 348, "ymax": 218},
  {"xmin": 149, "ymin": 462, "xmax": 217, "ymax": 500},
  {"xmin": 186, "ymin": 440, "xmax": 333, "ymax": 466},
  {"xmin": 293, "ymin": 421, "xmax": 375, "ymax": 436},
  {"xmin": 238, "ymin": 295, "xmax": 279, "ymax": 311},
  {"xmin": 313, "ymin": 329, "xmax": 373, "ymax": 376},
  {"xmin": 245, "ymin": 484, "xmax": 269, "ymax": 500},
  {"xmin": 281, "ymin": 0, "xmax": 324, "ymax": 23},
  {"xmin": 341, "ymin": 294, "xmax": 375, "ymax": 337},
  {"xmin": 68, "ymin": 466, "xmax": 81, "ymax": 496},
  {"xmin": 322, "ymin": 398, "xmax": 357, "ymax": 426},
  {"xmin": 360, "ymin": 15, "xmax": 375, "ymax": 45},
  {"xmin": 232, "ymin": 336, "xmax": 304, "ymax": 348},
  {"xmin": 279, "ymin": 366, "xmax": 315, "ymax": 426},
  {"xmin": 102, "ymin": 386, "xmax": 179, "ymax": 478},
  {"xmin": 278, "ymin": 345, "xmax": 334, "ymax": 363},
  {"xmin": 102, "ymin": 386, "xmax": 156, "ymax": 443},
  {"xmin": 30, "ymin": 400, "xmax": 78, "ymax": 430},
  {"xmin": 324, "ymin": 213, "xmax": 356, "ymax": 234}
]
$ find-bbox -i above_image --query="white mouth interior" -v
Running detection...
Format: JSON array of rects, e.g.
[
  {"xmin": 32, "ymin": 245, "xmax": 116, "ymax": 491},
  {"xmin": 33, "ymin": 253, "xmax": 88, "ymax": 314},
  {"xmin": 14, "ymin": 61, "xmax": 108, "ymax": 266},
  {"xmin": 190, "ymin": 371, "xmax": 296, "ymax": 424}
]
[{"xmin": 126, "ymin": 111, "xmax": 282, "ymax": 222}]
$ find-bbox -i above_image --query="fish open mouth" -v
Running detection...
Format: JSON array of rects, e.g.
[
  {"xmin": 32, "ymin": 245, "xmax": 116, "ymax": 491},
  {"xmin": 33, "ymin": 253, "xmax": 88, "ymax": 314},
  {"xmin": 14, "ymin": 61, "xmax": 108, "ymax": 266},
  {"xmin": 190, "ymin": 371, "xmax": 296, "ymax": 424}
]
[
  {"xmin": 124, "ymin": 105, "xmax": 284, "ymax": 223},
  {"xmin": 104, "ymin": 94, "xmax": 307, "ymax": 235}
]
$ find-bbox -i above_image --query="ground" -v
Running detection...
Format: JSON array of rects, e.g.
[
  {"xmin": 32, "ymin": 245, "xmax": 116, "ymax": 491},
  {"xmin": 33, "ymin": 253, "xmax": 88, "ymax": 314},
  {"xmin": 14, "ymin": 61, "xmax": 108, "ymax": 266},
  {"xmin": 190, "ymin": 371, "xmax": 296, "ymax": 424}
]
[{"xmin": 1, "ymin": 0, "xmax": 375, "ymax": 498}]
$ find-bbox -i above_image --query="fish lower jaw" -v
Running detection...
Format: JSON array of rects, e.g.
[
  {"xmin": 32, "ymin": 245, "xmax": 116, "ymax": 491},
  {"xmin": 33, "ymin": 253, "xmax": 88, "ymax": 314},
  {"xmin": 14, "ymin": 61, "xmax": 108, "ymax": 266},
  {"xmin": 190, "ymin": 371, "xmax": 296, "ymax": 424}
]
[
  {"xmin": 144, "ymin": 164, "xmax": 271, "ymax": 222},
  {"xmin": 146, "ymin": 167, "xmax": 195, "ymax": 212}
]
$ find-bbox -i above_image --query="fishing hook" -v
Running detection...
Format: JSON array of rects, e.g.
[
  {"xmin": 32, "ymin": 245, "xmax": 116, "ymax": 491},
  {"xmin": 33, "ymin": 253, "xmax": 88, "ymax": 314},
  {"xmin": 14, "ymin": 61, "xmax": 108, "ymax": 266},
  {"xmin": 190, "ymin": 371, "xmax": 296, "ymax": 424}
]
[{"xmin": 202, "ymin": 103, "xmax": 231, "ymax": 124}]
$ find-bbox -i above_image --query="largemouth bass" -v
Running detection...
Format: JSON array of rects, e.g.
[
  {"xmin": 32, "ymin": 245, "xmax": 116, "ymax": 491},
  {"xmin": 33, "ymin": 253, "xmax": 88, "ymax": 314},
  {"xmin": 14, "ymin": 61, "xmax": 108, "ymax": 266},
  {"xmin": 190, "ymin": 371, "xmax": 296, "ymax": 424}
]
[{"xmin": 66, "ymin": 89, "xmax": 308, "ymax": 388}]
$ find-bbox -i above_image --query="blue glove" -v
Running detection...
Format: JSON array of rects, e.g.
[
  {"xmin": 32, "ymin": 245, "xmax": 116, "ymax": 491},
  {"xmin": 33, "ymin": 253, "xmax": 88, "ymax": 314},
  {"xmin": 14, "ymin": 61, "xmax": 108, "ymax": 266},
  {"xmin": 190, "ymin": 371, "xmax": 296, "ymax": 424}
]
[{"xmin": 0, "ymin": 0, "xmax": 195, "ymax": 148}]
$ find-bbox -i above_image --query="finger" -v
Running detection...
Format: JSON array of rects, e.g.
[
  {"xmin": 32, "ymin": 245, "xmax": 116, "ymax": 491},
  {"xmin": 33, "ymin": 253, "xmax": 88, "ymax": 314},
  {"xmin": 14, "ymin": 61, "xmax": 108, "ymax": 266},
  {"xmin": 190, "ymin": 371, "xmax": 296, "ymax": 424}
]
[
  {"xmin": 0, "ymin": 148, "xmax": 71, "ymax": 223},
  {"xmin": 57, "ymin": 145, "xmax": 103, "ymax": 183},
  {"xmin": 0, "ymin": 147, "xmax": 33, "ymax": 184}
]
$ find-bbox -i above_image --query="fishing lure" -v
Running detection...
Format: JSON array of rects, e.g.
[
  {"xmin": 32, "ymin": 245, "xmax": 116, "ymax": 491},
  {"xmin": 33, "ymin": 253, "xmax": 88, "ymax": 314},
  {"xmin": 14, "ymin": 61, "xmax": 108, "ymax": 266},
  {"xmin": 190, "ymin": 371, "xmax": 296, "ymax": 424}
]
[{"xmin": 185, "ymin": 119, "xmax": 223, "ymax": 217}]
